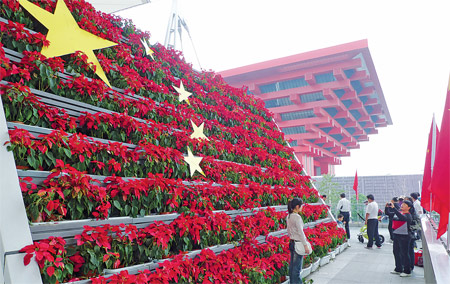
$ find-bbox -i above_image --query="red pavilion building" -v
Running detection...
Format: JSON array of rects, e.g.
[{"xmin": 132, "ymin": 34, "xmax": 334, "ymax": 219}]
[{"xmin": 220, "ymin": 40, "xmax": 392, "ymax": 176}]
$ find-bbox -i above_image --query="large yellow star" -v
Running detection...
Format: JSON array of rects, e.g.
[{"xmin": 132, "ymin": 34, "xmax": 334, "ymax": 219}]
[
  {"xmin": 184, "ymin": 147, "xmax": 205, "ymax": 177},
  {"xmin": 190, "ymin": 120, "xmax": 209, "ymax": 141},
  {"xmin": 19, "ymin": 0, "xmax": 117, "ymax": 86},
  {"xmin": 173, "ymin": 81, "xmax": 192, "ymax": 104},
  {"xmin": 141, "ymin": 39, "xmax": 154, "ymax": 60}
]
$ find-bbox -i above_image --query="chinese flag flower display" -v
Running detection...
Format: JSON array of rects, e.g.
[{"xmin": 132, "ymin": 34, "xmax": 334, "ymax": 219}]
[{"xmin": 1, "ymin": 0, "xmax": 342, "ymax": 283}]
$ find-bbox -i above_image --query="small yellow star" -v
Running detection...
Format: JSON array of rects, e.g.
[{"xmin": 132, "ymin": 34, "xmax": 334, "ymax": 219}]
[
  {"xmin": 190, "ymin": 120, "xmax": 209, "ymax": 141},
  {"xmin": 19, "ymin": 0, "xmax": 117, "ymax": 86},
  {"xmin": 141, "ymin": 39, "xmax": 154, "ymax": 60},
  {"xmin": 173, "ymin": 81, "xmax": 192, "ymax": 104},
  {"xmin": 184, "ymin": 147, "xmax": 205, "ymax": 177}
]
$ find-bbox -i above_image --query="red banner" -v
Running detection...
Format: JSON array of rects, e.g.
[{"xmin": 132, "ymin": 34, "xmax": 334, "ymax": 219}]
[
  {"xmin": 353, "ymin": 171, "xmax": 358, "ymax": 200},
  {"xmin": 430, "ymin": 89, "xmax": 450, "ymax": 239},
  {"xmin": 421, "ymin": 116, "xmax": 439, "ymax": 212}
]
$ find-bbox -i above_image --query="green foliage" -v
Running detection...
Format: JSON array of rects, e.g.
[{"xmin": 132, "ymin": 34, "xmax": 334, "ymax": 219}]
[
  {"xmin": 314, "ymin": 174, "xmax": 341, "ymax": 208},
  {"xmin": 350, "ymin": 194, "xmax": 367, "ymax": 222}
]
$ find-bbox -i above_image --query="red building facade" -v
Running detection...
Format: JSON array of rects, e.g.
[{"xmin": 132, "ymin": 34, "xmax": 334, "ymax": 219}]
[{"xmin": 220, "ymin": 40, "xmax": 392, "ymax": 176}]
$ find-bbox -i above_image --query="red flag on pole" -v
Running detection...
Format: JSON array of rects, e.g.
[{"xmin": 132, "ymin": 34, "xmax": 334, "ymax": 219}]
[
  {"xmin": 430, "ymin": 87, "xmax": 450, "ymax": 239},
  {"xmin": 421, "ymin": 116, "xmax": 439, "ymax": 212},
  {"xmin": 353, "ymin": 171, "xmax": 358, "ymax": 200}
]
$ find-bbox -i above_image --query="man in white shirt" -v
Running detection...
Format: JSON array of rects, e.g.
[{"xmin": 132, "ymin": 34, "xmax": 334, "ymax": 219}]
[
  {"xmin": 411, "ymin": 192, "xmax": 423, "ymax": 216},
  {"xmin": 365, "ymin": 194, "xmax": 382, "ymax": 249},
  {"xmin": 337, "ymin": 193, "xmax": 351, "ymax": 241}
]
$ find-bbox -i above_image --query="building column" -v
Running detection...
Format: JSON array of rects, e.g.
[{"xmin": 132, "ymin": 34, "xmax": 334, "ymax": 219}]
[{"xmin": 320, "ymin": 162, "xmax": 330, "ymax": 175}]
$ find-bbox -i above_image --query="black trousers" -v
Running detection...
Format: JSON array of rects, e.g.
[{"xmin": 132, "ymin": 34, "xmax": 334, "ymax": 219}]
[
  {"xmin": 367, "ymin": 219, "xmax": 381, "ymax": 247},
  {"xmin": 388, "ymin": 219, "xmax": 394, "ymax": 240},
  {"xmin": 409, "ymin": 237, "xmax": 415, "ymax": 270},
  {"xmin": 393, "ymin": 234, "xmax": 412, "ymax": 274},
  {"xmin": 340, "ymin": 211, "xmax": 350, "ymax": 239}
]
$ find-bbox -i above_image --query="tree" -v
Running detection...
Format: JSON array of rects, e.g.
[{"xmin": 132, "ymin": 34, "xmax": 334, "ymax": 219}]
[
  {"xmin": 313, "ymin": 174, "xmax": 341, "ymax": 213},
  {"xmin": 350, "ymin": 193, "xmax": 367, "ymax": 222}
]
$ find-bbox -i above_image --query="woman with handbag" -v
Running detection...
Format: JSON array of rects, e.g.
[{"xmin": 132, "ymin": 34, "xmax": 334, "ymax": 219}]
[{"xmin": 287, "ymin": 198, "xmax": 311, "ymax": 284}]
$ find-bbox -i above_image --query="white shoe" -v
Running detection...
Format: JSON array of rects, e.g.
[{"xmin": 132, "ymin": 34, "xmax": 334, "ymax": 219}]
[
  {"xmin": 400, "ymin": 273, "xmax": 411, "ymax": 277},
  {"xmin": 390, "ymin": 271, "xmax": 401, "ymax": 275},
  {"xmin": 347, "ymin": 243, "xmax": 351, "ymax": 247}
]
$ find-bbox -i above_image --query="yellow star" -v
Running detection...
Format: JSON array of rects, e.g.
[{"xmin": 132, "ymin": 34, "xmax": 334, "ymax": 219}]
[
  {"xmin": 190, "ymin": 120, "xmax": 209, "ymax": 141},
  {"xmin": 141, "ymin": 39, "xmax": 154, "ymax": 60},
  {"xmin": 19, "ymin": 0, "xmax": 117, "ymax": 86},
  {"xmin": 184, "ymin": 147, "xmax": 205, "ymax": 177},
  {"xmin": 173, "ymin": 81, "xmax": 192, "ymax": 104}
]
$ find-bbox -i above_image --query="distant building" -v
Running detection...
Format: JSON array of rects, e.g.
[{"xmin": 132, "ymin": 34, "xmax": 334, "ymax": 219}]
[
  {"xmin": 88, "ymin": 0, "xmax": 151, "ymax": 13},
  {"xmin": 220, "ymin": 40, "xmax": 392, "ymax": 176},
  {"xmin": 312, "ymin": 174, "xmax": 423, "ymax": 206}
]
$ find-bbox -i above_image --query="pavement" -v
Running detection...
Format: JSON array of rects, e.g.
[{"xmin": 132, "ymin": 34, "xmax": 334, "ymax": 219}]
[{"xmin": 304, "ymin": 226, "xmax": 425, "ymax": 284}]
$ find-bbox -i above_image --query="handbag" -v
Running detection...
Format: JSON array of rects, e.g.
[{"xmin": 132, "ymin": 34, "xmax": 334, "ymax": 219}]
[{"xmin": 294, "ymin": 240, "xmax": 312, "ymax": 255}]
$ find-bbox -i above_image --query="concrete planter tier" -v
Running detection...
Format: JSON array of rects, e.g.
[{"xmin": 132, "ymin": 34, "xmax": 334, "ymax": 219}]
[
  {"xmin": 311, "ymin": 257, "xmax": 321, "ymax": 272},
  {"xmin": 300, "ymin": 264, "xmax": 312, "ymax": 278},
  {"xmin": 341, "ymin": 241, "xmax": 348, "ymax": 251},
  {"xmin": 335, "ymin": 245, "xmax": 341, "ymax": 255},
  {"xmin": 319, "ymin": 254, "xmax": 332, "ymax": 267},
  {"xmin": 330, "ymin": 248, "xmax": 338, "ymax": 259}
]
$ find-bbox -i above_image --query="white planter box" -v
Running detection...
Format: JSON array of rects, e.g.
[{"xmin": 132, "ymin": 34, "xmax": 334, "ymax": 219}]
[
  {"xmin": 335, "ymin": 245, "xmax": 341, "ymax": 255},
  {"xmin": 319, "ymin": 254, "xmax": 331, "ymax": 267},
  {"xmin": 330, "ymin": 249, "xmax": 337, "ymax": 259},
  {"xmin": 311, "ymin": 257, "xmax": 320, "ymax": 272},
  {"xmin": 341, "ymin": 242, "xmax": 348, "ymax": 251},
  {"xmin": 300, "ymin": 264, "xmax": 312, "ymax": 278}
]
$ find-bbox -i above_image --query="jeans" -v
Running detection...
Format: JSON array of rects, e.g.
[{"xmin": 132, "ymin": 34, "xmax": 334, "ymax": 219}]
[
  {"xmin": 393, "ymin": 234, "xmax": 411, "ymax": 274},
  {"xmin": 340, "ymin": 211, "xmax": 350, "ymax": 239},
  {"xmin": 289, "ymin": 241, "xmax": 304, "ymax": 284},
  {"xmin": 367, "ymin": 219, "xmax": 381, "ymax": 247}
]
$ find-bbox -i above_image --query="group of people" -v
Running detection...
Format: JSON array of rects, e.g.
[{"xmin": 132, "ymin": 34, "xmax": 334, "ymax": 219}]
[
  {"xmin": 334, "ymin": 193, "xmax": 382, "ymax": 249},
  {"xmin": 287, "ymin": 192, "xmax": 423, "ymax": 283}
]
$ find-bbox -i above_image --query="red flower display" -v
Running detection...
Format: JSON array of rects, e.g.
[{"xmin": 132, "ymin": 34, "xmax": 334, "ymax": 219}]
[{"xmin": 0, "ymin": 0, "xmax": 341, "ymax": 282}]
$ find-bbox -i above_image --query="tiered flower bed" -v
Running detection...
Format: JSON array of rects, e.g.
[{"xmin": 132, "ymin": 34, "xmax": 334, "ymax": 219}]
[
  {"xmin": 20, "ymin": 222, "xmax": 346, "ymax": 284},
  {"xmin": 303, "ymin": 222, "xmax": 347, "ymax": 265},
  {"xmin": 17, "ymin": 161, "xmax": 320, "ymax": 222},
  {"xmin": 0, "ymin": 0, "xmax": 345, "ymax": 283}
]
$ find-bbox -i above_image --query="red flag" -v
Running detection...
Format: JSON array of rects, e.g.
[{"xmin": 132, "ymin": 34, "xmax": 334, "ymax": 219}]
[
  {"xmin": 421, "ymin": 116, "xmax": 439, "ymax": 212},
  {"xmin": 353, "ymin": 171, "xmax": 358, "ymax": 200},
  {"xmin": 430, "ymin": 88, "xmax": 450, "ymax": 239}
]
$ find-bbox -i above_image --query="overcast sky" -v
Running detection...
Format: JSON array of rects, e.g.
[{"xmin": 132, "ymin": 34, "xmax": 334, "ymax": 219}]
[{"xmin": 116, "ymin": 0, "xmax": 450, "ymax": 177}]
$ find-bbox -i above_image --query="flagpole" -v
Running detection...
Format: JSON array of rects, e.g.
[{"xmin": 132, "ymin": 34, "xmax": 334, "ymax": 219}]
[
  {"xmin": 448, "ymin": 213, "xmax": 450, "ymax": 252},
  {"xmin": 430, "ymin": 114, "xmax": 437, "ymax": 215},
  {"xmin": 356, "ymin": 192, "xmax": 359, "ymax": 225},
  {"xmin": 444, "ymin": 76, "xmax": 450, "ymax": 252},
  {"xmin": 446, "ymin": 78, "xmax": 450, "ymax": 251}
]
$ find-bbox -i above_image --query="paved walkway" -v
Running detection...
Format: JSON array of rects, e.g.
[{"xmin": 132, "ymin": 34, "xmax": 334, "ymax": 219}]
[{"xmin": 304, "ymin": 227, "xmax": 425, "ymax": 284}]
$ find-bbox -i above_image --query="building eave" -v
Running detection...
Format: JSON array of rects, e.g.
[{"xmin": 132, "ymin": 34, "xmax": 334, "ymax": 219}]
[{"xmin": 220, "ymin": 39, "xmax": 392, "ymax": 125}]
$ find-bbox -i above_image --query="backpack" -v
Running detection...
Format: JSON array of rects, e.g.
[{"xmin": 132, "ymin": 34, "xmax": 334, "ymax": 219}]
[
  {"xmin": 410, "ymin": 212, "xmax": 421, "ymax": 240},
  {"xmin": 410, "ymin": 212, "xmax": 420, "ymax": 229}
]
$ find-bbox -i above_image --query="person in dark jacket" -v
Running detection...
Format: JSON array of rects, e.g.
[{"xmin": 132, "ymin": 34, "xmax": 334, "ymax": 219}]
[
  {"xmin": 389, "ymin": 200, "xmax": 414, "ymax": 277},
  {"xmin": 385, "ymin": 197, "xmax": 400, "ymax": 242},
  {"xmin": 408, "ymin": 206, "xmax": 418, "ymax": 271}
]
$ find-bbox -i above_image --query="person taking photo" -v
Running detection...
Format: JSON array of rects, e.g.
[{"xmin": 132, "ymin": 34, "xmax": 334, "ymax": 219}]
[{"xmin": 390, "ymin": 200, "xmax": 414, "ymax": 277}]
